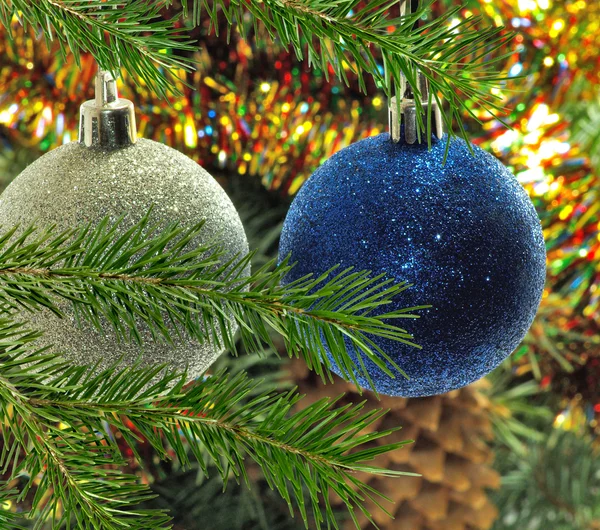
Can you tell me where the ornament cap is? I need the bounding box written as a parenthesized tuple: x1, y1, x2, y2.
(79, 70, 137, 149)
(390, 0, 444, 144)
(388, 77, 444, 145)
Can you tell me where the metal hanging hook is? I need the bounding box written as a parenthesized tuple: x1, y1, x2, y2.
(79, 68, 137, 149)
(388, 0, 444, 144)
(78, 1, 137, 149)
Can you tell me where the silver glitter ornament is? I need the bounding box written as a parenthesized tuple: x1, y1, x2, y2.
(0, 71, 249, 378)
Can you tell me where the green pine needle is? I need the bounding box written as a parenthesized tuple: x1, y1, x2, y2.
(0, 322, 173, 529)
(0, 0, 513, 142)
(0, 212, 425, 390)
(0, 321, 415, 529)
(185, 0, 513, 139)
(562, 76, 600, 174)
(0, 485, 26, 529)
(493, 429, 600, 530)
(0, 0, 195, 99)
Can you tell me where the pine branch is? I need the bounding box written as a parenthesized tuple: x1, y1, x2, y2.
(186, 0, 512, 138)
(0, 0, 512, 142)
(562, 78, 600, 173)
(492, 429, 600, 530)
(0, 322, 172, 529)
(0, 0, 195, 99)
(485, 365, 553, 456)
(0, 484, 26, 529)
(45, 370, 415, 529)
(0, 322, 414, 529)
(140, 467, 309, 530)
(0, 213, 424, 390)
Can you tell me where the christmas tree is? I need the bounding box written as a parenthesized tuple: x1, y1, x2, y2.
(0, 0, 598, 529)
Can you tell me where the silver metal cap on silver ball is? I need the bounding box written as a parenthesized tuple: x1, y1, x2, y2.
(78, 70, 137, 149)
(388, 0, 444, 144)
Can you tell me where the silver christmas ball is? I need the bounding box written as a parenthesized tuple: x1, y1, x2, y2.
(0, 138, 249, 378)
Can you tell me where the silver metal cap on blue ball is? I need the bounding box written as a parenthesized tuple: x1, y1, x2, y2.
(388, 73, 444, 145)
(389, 0, 444, 144)
(79, 70, 137, 149)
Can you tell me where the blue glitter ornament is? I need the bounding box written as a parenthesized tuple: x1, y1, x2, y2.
(279, 133, 546, 397)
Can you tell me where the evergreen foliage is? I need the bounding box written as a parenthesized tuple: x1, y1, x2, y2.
(0, 214, 420, 528)
(0, 0, 511, 141)
(0, 1, 518, 527)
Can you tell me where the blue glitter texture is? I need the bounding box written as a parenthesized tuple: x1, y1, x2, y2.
(279, 133, 546, 397)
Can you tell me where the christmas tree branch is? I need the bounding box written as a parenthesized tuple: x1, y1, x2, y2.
(562, 77, 600, 173)
(0, 484, 24, 529)
(0, 0, 512, 141)
(0, 323, 172, 529)
(485, 365, 553, 456)
(186, 0, 512, 136)
(0, 213, 425, 390)
(493, 429, 600, 530)
(488, 363, 600, 529)
(0, 0, 195, 99)
(0, 322, 414, 529)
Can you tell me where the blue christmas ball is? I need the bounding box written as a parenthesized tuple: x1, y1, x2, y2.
(279, 133, 546, 397)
